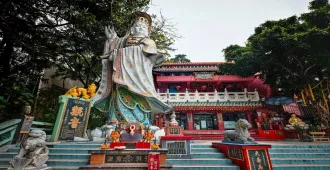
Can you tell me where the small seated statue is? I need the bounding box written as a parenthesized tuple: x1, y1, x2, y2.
(288, 114, 305, 126)
(9, 129, 50, 170)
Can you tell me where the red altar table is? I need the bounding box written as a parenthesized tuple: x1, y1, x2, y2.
(257, 130, 286, 140)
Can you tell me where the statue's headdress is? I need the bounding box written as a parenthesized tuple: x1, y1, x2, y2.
(133, 11, 152, 31)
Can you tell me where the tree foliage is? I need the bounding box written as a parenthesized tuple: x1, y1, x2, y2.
(167, 54, 191, 63)
(0, 0, 178, 122)
(219, 0, 330, 96)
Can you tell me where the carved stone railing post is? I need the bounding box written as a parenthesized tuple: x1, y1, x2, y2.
(244, 88, 248, 100)
(224, 88, 228, 100)
(254, 89, 260, 100)
(157, 90, 260, 103)
(166, 88, 169, 100)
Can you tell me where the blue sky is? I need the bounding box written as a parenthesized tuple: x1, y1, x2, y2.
(148, 0, 311, 62)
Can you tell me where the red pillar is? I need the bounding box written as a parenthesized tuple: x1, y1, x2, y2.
(217, 112, 224, 130)
(187, 112, 193, 130)
(246, 111, 252, 123)
(155, 114, 160, 127)
(246, 110, 253, 129)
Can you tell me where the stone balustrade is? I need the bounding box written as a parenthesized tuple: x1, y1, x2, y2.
(157, 88, 260, 102)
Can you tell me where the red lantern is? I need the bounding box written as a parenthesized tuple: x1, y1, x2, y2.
(175, 85, 181, 91)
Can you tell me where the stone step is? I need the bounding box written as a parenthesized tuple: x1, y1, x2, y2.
(0, 158, 89, 166)
(190, 144, 213, 148)
(0, 165, 80, 170)
(271, 158, 330, 164)
(0, 153, 90, 159)
(191, 153, 225, 158)
(172, 164, 239, 170)
(191, 148, 219, 153)
(270, 153, 330, 158)
(51, 166, 81, 170)
(272, 164, 330, 170)
(8, 148, 89, 154)
(271, 145, 330, 148)
(0, 166, 11, 170)
(167, 158, 232, 165)
(52, 143, 100, 148)
(269, 148, 330, 153)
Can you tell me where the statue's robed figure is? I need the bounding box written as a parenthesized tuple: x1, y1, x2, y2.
(92, 12, 172, 124)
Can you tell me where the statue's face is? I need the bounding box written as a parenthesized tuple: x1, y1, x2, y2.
(131, 21, 149, 37)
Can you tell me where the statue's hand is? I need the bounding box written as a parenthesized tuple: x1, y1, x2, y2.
(105, 25, 117, 41)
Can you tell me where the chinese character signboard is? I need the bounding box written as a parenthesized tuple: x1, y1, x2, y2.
(228, 148, 244, 160)
(51, 96, 92, 141)
(166, 141, 187, 155)
(247, 149, 271, 170)
(148, 152, 160, 170)
(194, 72, 214, 80)
(105, 155, 148, 163)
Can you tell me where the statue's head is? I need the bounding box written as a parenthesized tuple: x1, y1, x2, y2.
(236, 119, 252, 129)
(130, 12, 152, 37)
(291, 113, 296, 118)
(28, 129, 47, 141)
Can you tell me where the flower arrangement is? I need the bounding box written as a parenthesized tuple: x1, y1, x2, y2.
(143, 126, 154, 143)
(110, 125, 121, 143)
(151, 143, 159, 149)
(101, 143, 109, 149)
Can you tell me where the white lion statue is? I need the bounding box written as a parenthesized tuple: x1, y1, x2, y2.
(223, 119, 255, 143)
(10, 129, 49, 170)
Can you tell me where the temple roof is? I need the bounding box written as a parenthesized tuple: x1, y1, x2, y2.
(154, 66, 219, 72)
(162, 62, 225, 66)
(154, 62, 233, 73)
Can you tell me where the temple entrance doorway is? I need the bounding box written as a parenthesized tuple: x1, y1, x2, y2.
(223, 112, 247, 129)
(193, 113, 218, 130)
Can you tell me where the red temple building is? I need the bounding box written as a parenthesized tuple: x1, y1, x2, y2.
(152, 62, 286, 140)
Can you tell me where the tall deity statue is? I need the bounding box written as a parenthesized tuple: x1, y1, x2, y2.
(92, 12, 172, 125)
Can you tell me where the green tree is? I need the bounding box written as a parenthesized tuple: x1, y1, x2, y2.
(1, 0, 180, 121)
(219, 0, 330, 97)
(168, 54, 191, 63)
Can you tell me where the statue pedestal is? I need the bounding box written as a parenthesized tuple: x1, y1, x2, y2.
(81, 149, 172, 170)
(160, 126, 192, 159)
(212, 142, 273, 170)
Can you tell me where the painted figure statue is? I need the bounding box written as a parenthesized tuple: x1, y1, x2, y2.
(288, 113, 305, 126)
(92, 12, 172, 125)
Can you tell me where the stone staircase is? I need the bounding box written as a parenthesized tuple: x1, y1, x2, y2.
(269, 143, 330, 170)
(0, 143, 238, 170)
(168, 144, 239, 170)
(185, 130, 280, 141)
(0, 143, 95, 170)
(1, 142, 330, 170)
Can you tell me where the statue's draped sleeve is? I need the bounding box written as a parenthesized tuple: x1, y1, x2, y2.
(141, 38, 166, 67)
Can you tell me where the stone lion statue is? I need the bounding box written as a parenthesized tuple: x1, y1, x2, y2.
(10, 129, 49, 170)
(223, 119, 256, 143)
